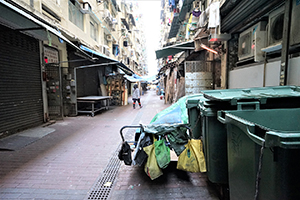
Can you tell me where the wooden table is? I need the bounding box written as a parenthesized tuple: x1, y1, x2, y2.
(77, 96, 112, 117)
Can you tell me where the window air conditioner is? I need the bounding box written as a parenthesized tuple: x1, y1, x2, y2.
(104, 10, 112, 23)
(81, 2, 91, 14)
(262, 1, 300, 51)
(111, 24, 116, 31)
(290, 0, 300, 46)
(267, 5, 285, 47)
(94, 44, 103, 52)
(106, 35, 112, 41)
(238, 21, 267, 62)
(102, 45, 110, 56)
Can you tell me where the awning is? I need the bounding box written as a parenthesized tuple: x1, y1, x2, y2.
(124, 74, 157, 83)
(124, 74, 143, 82)
(80, 45, 134, 75)
(128, 13, 136, 27)
(155, 40, 194, 59)
(0, 0, 94, 60)
(121, 18, 130, 30)
(168, 0, 195, 39)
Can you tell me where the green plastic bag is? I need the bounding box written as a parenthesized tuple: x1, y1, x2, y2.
(154, 138, 170, 169)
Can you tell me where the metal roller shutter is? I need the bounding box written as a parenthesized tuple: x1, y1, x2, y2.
(221, 0, 285, 33)
(0, 25, 43, 135)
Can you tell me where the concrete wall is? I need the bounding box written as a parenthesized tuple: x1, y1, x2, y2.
(229, 56, 300, 88)
(228, 65, 264, 88)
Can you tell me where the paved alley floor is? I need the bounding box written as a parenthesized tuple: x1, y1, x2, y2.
(0, 90, 220, 200)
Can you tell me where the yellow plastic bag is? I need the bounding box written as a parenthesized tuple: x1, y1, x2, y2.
(177, 139, 206, 173)
(143, 143, 163, 180)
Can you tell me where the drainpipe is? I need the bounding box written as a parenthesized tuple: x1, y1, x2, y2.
(263, 52, 267, 87)
(280, 0, 292, 86)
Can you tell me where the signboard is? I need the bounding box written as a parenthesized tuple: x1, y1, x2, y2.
(44, 46, 59, 64)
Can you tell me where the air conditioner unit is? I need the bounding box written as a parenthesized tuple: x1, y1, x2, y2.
(94, 44, 103, 52)
(81, 2, 91, 14)
(290, 0, 300, 46)
(267, 5, 285, 47)
(238, 21, 267, 62)
(102, 45, 110, 56)
(106, 35, 112, 41)
(111, 24, 116, 31)
(104, 10, 112, 23)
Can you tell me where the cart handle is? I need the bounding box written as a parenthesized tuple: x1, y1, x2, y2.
(120, 125, 144, 142)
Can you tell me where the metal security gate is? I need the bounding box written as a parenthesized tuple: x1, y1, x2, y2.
(0, 25, 43, 135)
(45, 63, 62, 119)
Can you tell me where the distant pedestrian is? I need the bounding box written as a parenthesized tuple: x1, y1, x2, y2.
(132, 84, 142, 109)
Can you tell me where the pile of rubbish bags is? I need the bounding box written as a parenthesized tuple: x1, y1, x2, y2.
(119, 95, 206, 180)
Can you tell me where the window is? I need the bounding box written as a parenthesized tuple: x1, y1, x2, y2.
(42, 4, 61, 21)
(90, 17, 98, 41)
(104, 33, 109, 46)
(104, 2, 109, 10)
(68, 0, 83, 30)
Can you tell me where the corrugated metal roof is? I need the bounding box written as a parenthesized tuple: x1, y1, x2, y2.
(80, 45, 134, 75)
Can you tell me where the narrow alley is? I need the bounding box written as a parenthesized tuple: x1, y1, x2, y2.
(0, 90, 219, 200)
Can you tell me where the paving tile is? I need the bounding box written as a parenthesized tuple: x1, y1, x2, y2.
(0, 91, 221, 200)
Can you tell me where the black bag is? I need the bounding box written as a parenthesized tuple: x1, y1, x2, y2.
(118, 142, 132, 165)
(134, 146, 148, 166)
(134, 134, 152, 166)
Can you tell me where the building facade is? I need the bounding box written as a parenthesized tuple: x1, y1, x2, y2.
(157, 0, 300, 104)
(0, 0, 146, 136)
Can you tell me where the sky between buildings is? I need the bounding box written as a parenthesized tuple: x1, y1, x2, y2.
(137, 0, 161, 76)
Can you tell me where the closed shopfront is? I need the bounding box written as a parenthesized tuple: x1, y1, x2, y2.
(0, 25, 43, 135)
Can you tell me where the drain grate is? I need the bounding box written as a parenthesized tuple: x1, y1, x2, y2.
(86, 99, 149, 200)
(86, 145, 122, 200)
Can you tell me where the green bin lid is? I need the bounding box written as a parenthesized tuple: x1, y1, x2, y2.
(200, 86, 300, 104)
(186, 94, 207, 108)
(220, 108, 300, 148)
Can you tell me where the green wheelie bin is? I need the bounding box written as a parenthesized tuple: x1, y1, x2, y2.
(193, 86, 300, 186)
(186, 95, 211, 139)
(218, 107, 300, 200)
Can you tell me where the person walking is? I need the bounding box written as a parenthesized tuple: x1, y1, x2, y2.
(132, 84, 142, 109)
